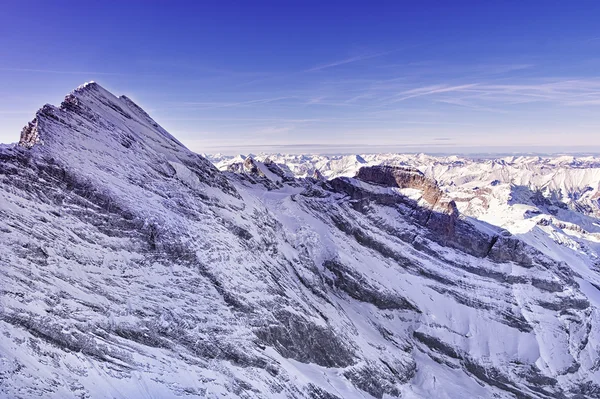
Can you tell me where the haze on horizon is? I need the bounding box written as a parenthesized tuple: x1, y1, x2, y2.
(1, 1, 599, 155)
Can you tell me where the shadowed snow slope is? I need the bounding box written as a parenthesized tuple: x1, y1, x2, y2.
(1, 83, 600, 399)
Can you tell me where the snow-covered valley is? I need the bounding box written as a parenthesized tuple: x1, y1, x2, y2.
(1, 83, 600, 399)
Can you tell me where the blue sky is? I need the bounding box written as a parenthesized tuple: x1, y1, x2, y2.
(1, 1, 600, 154)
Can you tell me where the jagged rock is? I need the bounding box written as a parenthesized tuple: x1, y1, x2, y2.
(243, 157, 265, 176)
(254, 310, 355, 368)
(312, 168, 325, 180)
(263, 157, 287, 178)
(18, 119, 40, 148)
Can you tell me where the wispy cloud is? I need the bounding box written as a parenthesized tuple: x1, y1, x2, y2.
(32, 52, 592, 150)
(170, 96, 294, 110)
(358, 78, 600, 110)
(478, 64, 534, 75)
(565, 99, 600, 106)
(0, 110, 32, 115)
(255, 126, 295, 135)
(305, 50, 395, 72)
(0, 67, 124, 76)
(464, 80, 600, 105)
(158, 117, 321, 123)
(390, 84, 480, 102)
(434, 97, 508, 113)
(135, 59, 268, 78)
(374, 62, 534, 79)
(583, 36, 600, 43)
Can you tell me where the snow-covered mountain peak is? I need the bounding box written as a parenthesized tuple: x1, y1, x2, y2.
(28, 83, 169, 149)
(73, 80, 98, 92)
(3, 84, 600, 398)
(17, 82, 239, 215)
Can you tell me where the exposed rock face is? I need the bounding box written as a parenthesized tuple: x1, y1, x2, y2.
(228, 156, 266, 177)
(356, 165, 438, 200)
(263, 157, 287, 178)
(323, 260, 420, 311)
(225, 156, 290, 190)
(254, 309, 356, 368)
(2, 82, 600, 399)
(355, 165, 458, 214)
(18, 118, 40, 148)
(312, 168, 325, 180)
(243, 157, 264, 176)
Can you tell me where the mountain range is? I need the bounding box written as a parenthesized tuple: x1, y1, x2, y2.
(1, 82, 599, 399)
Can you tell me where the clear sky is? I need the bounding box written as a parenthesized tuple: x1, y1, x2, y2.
(1, 1, 600, 154)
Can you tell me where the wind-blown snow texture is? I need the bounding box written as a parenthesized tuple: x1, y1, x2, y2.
(1, 83, 600, 399)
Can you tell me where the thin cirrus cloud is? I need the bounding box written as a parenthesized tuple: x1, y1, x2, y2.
(3, 52, 600, 152)
(232, 50, 398, 88)
(170, 97, 295, 110)
(0, 67, 125, 76)
(157, 77, 600, 129)
(304, 50, 396, 72)
(389, 84, 480, 103)
(433, 97, 508, 114)
(447, 80, 600, 106)
(360, 79, 600, 110)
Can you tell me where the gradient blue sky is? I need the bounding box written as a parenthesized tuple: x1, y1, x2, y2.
(1, 1, 600, 154)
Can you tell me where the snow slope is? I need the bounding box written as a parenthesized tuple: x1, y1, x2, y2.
(1, 83, 600, 398)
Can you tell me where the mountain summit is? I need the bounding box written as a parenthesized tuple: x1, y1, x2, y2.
(1, 83, 599, 399)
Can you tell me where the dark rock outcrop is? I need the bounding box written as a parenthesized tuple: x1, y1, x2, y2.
(356, 165, 447, 208)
